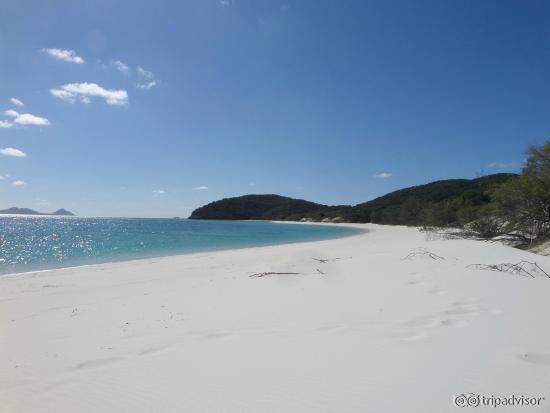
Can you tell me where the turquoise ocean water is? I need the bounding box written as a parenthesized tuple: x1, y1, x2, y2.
(0, 216, 361, 275)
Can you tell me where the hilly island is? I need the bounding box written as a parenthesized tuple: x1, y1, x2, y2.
(0, 207, 75, 216)
(190, 173, 515, 228)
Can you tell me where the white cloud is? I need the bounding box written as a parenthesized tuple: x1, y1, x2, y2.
(50, 83, 128, 106)
(374, 172, 392, 179)
(12, 180, 26, 187)
(112, 60, 130, 73)
(137, 67, 154, 78)
(42, 48, 85, 64)
(488, 162, 519, 169)
(0, 120, 12, 128)
(0, 175, 4, 180)
(152, 189, 166, 195)
(15, 113, 50, 126)
(0, 147, 27, 157)
(10, 98, 24, 107)
(137, 80, 157, 90)
(193, 186, 209, 190)
(4, 110, 50, 126)
(220, 0, 231, 6)
(136, 67, 157, 89)
(50, 89, 78, 103)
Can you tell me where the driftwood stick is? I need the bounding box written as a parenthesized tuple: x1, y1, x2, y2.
(249, 272, 302, 278)
(517, 261, 550, 279)
(312, 257, 344, 263)
(401, 248, 445, 261)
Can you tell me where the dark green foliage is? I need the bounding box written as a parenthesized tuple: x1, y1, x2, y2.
(495, 142, 550, 242)
(189, 195, 327, 220)
(468, 216, 503, 239)
(351, 173, 514, 226)
(189, 174, 515, 225)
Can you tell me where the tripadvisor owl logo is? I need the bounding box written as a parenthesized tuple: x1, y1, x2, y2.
(453, 393, 545, 408)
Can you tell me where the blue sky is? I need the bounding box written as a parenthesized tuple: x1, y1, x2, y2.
(0, 0, 548, 217)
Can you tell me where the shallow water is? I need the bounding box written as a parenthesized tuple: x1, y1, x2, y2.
(0, 216, 361, 275)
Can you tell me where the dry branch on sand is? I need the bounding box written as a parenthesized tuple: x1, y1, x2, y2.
(249, 272, 302, 278)
(249, 257, 347, 278)
(311, 257, 345, 263)
(466, 261, 550, 279)
(249, 268, 328, 277)
(401, 248, 445, 261)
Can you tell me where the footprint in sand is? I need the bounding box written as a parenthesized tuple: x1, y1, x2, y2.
(439, 318, 469, 328)
(203, 330, 232, 340)
(316, 322, 343, 333)
(398, 309, 472, 341)
(444, 301, 483, 316)
(73, 357, 121, 371)
(397, 299, 505, 343)
(518, 352, 550, 366)
(401, 318, 440, 329)
(138, 346, 169, 356)
(72, 347, 171, 373)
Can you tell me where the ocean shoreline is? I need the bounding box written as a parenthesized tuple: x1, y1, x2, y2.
(0, 219, 364, 277)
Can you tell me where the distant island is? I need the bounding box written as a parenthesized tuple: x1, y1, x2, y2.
(0, 207, 75, 216)
(189, 173, 515, 227)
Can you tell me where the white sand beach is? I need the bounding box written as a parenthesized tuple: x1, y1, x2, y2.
(1, 224, 549, 412)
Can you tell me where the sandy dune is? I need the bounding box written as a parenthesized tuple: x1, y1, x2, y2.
(1, 224, 549, 412)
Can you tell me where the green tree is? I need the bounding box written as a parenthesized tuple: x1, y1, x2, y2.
(496, 142, 550, 243)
